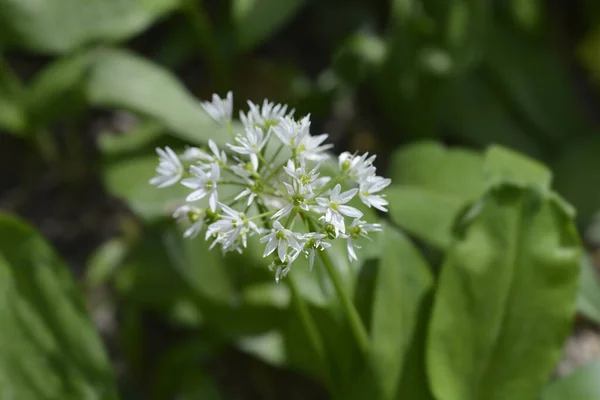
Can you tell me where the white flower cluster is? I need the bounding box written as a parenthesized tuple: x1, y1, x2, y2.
(150, 92, 390, 282)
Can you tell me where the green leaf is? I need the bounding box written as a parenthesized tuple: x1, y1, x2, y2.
(370, 224, 433, 400)
(0, 213, 117, 399)
(26, 52, 93, 127)
(232, 0, 305, 52)
(0, 58, 27, 135)
(541, 361, 600, 400)
(0, 0, 179, 54)
(427, 184, 582, 400)
(483, 145, 552, 189)
(387, 140, 485, 199)
(577, 256, 600, 324)
(386, 141, 485, 248)
(85, 48, 231, 146)
(85, 238, 128, 289)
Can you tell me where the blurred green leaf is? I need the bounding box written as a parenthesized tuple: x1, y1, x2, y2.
(439, 75, 542, 157)
(152, 339, 222, 400)
(97, 120, 165, 156)
(553, 135, 600, 224)
(370, 224, 433, 400)
(102, 152, 190, 221)
(333, 33, 387, 85)
(26, 52, 93, 127)
(0, 58, 27, 135)
(85, 238, 128, 289)
(427, 184, 581, 400)
(232, 0, 305, 52)
(579, 26, 600, 85)
(0, 0, 179, 54)
(386, 141, 485, 248)
(483, 145, 552, 188)
(387, 140, 485, 198)
(0, 213, 117, 399)
(541, 361, 600, 400)
(85, 48, 230, 146)
(484, 27, 589, 144)
(577, 256, 600, 324)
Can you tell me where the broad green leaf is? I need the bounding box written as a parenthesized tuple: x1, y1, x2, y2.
(0, 0, 179, 54)
(386, 141, 485, 249)
(552, 135, 600, 224)
(577, 256, 600, 324)
(541, 361, 600, 400)
(370, 224, 433, 400)
(85, 48, 231, 146)
(232, 0, 305, 52)
(0, 213, 117, 399)
(428, 184, 582, 400)
(387, 140, 485, 198)
(102, 152, 190, 221)
(483, 145, 552, 188)
(387, 186, 467, 249)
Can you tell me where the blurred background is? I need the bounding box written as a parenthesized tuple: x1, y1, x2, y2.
(2, 0, 600, 398)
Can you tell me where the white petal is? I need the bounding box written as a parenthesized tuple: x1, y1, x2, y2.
(186, 188, 207, 202)
(277, 239, 287, 262)
(338, 205, 363, 218)
(339, 188, 359, 204)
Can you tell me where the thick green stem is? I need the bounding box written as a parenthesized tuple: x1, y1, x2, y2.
(319, 245, 370, 356)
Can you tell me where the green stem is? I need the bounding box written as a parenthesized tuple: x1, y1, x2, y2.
(287, 275, 332, 386)
(319, 249, 370, 356)
(180, 0, 228, 90)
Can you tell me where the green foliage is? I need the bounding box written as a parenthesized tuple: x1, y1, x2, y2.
(0, 0, 179, 53)
(0, 214, 117, 399)
(233, 0, 305, 52)
(0, 0, 596, 398)
(428, 184, 581, 400)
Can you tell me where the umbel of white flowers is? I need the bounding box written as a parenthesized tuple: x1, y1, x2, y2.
(150, 92, 390, 282)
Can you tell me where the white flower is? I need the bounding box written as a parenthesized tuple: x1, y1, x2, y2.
(206, 204, 257, 250)
(260, 221, 303, 261)
(271, 181, 314, 220)
(339, 152, 376, 182)
(302, 233, 331, 271)
(180, 140, 227, 166)
(359, 176, 391, 211)
(283, 159, 320, 190)
(315, 184, 363, 234)
(297, 133, 333, 161)
(182, 163, 221, 211)
(273, 115, 310, 149)
(227, 126, 269, 171)
(344, 219, 382, 262)
(173, 205, 204, 238)
(201, 91, 233, 124)
(149, 147, 183, 188)
(241, 99, 294, 129)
